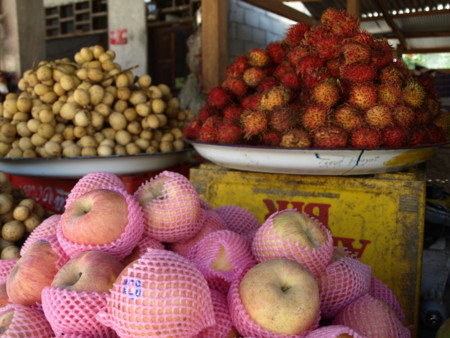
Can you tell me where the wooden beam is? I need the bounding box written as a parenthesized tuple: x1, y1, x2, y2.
(241, 0, 318, 26)
(346, 0, 360, 17)
(373, 0, 408, 50)
(201, 0, 228, 91)
(361, 8, 450, 21)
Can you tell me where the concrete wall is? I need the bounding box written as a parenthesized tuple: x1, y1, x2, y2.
(228, 0, 294, 62)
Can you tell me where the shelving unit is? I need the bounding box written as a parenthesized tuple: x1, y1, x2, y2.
(45, 0, 107, 39)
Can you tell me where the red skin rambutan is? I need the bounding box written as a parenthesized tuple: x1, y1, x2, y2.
(243, 67, 266, 88)
(381, 125, 407, 147)
(267, 41, 286, 65)
(350, 126, 382, 148)
(301, 104, 328, 131)
(378, 65, 404, 86)
(183, 119, 202, 140)
(371, 39, 393, 69)
(198, 104, 218, 123)
(296, 54, 325, 77)
(348, 83, 377, 110)
(222, 76, 248, 97)
(269, 105, 297, 132)
(340, 42, 371, 65)
(288, 47, 310, 67)
(403, 80, 426, 108)
(393, 105, 415, 129)
(241, 93, 261, 110)
(326, 58, 341, 78)
(199, 116, 222, 143)
(224, 55, 249, 78)
(217, 118, 243, 144)
(425, 97, 441, 117)
(274, 63, 294, 80)
(285, 22, 310, 47)
(321, 8, 359, 37)
(417, 72, 439, 100)
(248, 48, 271, 68)
(432, 112, 449, 135)
(340, 64, 376, 83)
(302, 67, 332, 89)
(377, 83, 403, 107)
(240, 110, 268, 139)
(257, 76, 279, 93)
(415, 108, 433, 125)
(312, 125, 348, 149)
(426, 124, 447, 144)
(280, 128, 311, 148)
(206, 86, 232, 109)
(351, 30, 376, 48)
(261, 130, 282, 146)
(223, 104, 244, 121)
(311, 80, 340, 108)
(333, 104, 364, 132)
(364, 104, 394, 129)
(259, 86, 291, 111)
(279, 71, 301, 89)
(408, 127, 428, 146)
(313, 33, 343, 59)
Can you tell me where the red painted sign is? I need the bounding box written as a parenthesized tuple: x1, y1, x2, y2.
(109, 28, 128, 45)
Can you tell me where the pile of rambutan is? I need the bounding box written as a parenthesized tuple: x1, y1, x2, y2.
(184, 7, 449, 149)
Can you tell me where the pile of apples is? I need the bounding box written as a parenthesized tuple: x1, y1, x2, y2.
(0, 170, 411, 337)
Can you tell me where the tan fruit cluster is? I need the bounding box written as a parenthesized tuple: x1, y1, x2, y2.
(0, 45, 194, 158)
(0, 172, 46, 259)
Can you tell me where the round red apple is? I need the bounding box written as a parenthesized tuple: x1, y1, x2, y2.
(0, 304, 53, 336)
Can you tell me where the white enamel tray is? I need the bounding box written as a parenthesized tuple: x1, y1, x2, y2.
(0, 149, 192, 178)
(190, 142, 444, 176)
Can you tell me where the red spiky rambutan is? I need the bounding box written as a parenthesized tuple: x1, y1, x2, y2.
(224, 55, 249, 78)
(206, 86, 232, 109)
(364, 104, 394, 129)
(408, 127, 427, 146)
(425, 97, 441, 117)
(333, 104, 364, 132)
(223, 104, 244, 121)
(350, 126, 382, 148)
(285, 22, 310, 47)
(288, 47, 310, 67)
(415, 108, 433, 125)
(259, 86, 291, 111)
(371, 39, 393, 69)
(351, 30, 376, 48)
(198, 104, 218, 122)
(381, 125, 407, 147)
(312, 125, 348, 148)
(269, 105, 297, 132)
(302, 67, 332, 89)
(379, 65, 404, 86)
(240, 110, 268, 139)
(261, 130, 282, 146)
(243, 67, 266, 88)
(340, 64, 376, 83)
(304, 25, 328, 48)
(199, 116, 221, 143)
(296, 54, 325, 77)
(217, 118, 242, 144)
(279, 71, 301, 89)
(432, 112, 450, 135)
(241, 93, 261, 110)
(257, 76, 279, 93)
(222, 76, 248, 97)
(403, 80, 426, 108)
(314, 33, 344, 59)
(321, 8, 359, 37)
(348, 83, 377, 110)
(417, 72, 439, 100)
(301, 104, 328, 131)
(393, 105, 415, 128)
(311, 80, 340, 108)
(340, 42, 371, 65)
(248, 48, 271, 68)
(267, 41, 286, 65)
(426, 124, 447, 144)
(183, 119, 202, 140)
(280, 128, 311, 148)
(274, 63, 294, 79)
(377, 83, 403, 107)
(326, 58, 341, 78)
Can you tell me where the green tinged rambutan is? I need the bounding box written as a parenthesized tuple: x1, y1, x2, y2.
(243, 67, 266, 88)
(312, 125, 348, 148)
(403, 80, 426, 108)
(259, 86, 291, 111)
(240, 110, 268, 139)
(379, 65, 404, 86)
(311, 80, 340, 108)
(333, 104, 364, 132)
(393, 105, 415, 128)
(377, 83, 402, 107)
(364, 104, 394, 129)
(340, 42, 371, 65)
(248, 48, 271, 68)
(301, 104, 328, 131)
(280, 128, 311, 148)
(348, 83, 377, 110)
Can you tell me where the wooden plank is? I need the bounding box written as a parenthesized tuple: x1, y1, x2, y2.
(201, 0, 228, 91)
(346, 0, 360, 16)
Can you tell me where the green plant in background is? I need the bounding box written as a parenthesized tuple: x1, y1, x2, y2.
(402, 53, 450, 70)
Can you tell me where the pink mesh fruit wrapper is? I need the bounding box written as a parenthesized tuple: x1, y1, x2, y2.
(20, 214, 61, 256)
(97, 249, 215, 337)
(196, 288, 236, 338)
(170, 209, 228, 258)
(252, 209, 334, 278)
(0, 303, 54, 337)
(215, 204, 261, 241)
(227, 266, 320, 338)
(41, 286, 117, 337)
(305, 324, 365, 337)
(200, 197, 214, 210)
(187, 229, 256, 293)
(333, 294, 411, 337)
(370, 275, 406, 323)
(121, 233, 165, 266)
(57, 187, 144, 261)
(134, 171, 202, 242)
(65, 171, 126, 209)
(318, 256, 372, 319)
(0, 258, 18, 283)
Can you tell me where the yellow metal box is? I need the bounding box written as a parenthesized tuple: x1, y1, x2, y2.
(190, 163, 426, 333)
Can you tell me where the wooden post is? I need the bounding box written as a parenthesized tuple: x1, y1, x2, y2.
(346, 0, 360, 17)
(201, 0, 228, 92)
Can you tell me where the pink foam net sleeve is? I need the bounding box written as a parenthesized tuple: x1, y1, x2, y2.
(20, 214, 61, 256)
(0, 303, 54, 337)
(215, 204, 261, 241)
(369, 275, 406, 323)
(0, 258, 18, 283)
(97, 249, 215, 337)
(57, 187, 144, 261)
(305, 324, 365, 338)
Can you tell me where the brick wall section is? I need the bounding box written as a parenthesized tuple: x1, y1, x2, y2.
(228, 0, 294, 63)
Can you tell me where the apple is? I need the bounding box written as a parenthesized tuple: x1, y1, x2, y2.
(369, 275, 406, 323)
(134, 171, 202, 242)
(333, 294, 411, 337)
(305, 324, 364, 338)
(20, 214, 61, 256)
(97, 249, 215, 337)
(0, 304, 53, 336)
(0, 307, 13, 333)
(215, 204, 261, 241)
(229, 257, 320, 336)
(252, 209, 333, 277)
(51, 250, 124, 293)
(0, 283, 8, 307)
(6, 240, 59, 306)
(60, 188, 129, 246)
